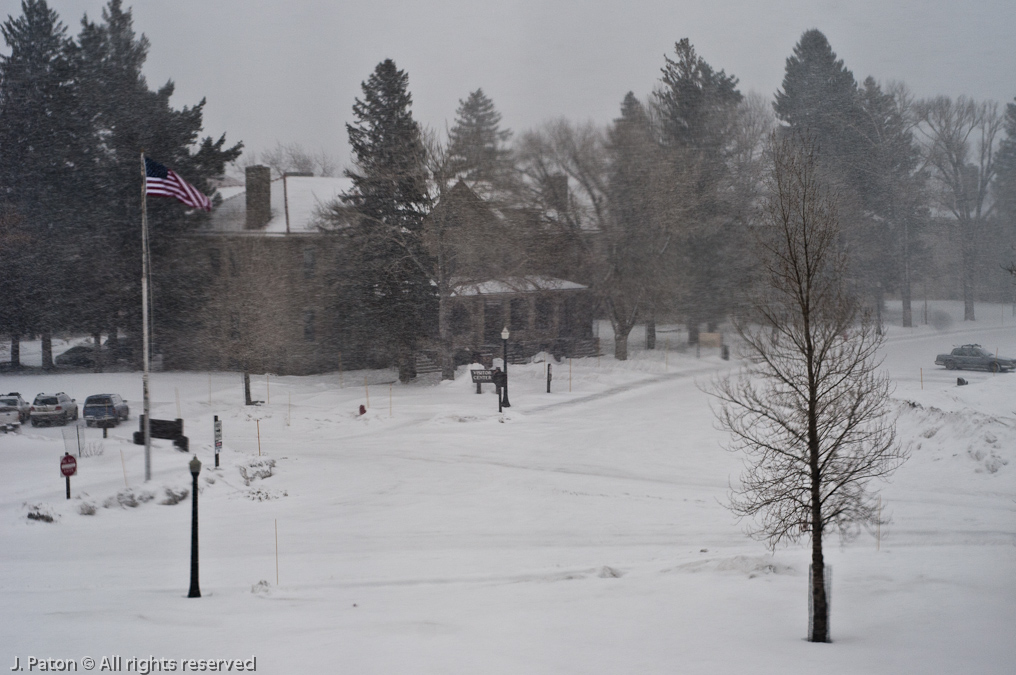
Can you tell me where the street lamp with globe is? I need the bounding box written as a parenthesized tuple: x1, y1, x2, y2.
(188, 455, 201, 598)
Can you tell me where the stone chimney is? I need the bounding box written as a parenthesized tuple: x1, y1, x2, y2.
(245, 165, 271, 229)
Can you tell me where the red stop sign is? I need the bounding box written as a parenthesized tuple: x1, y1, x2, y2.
(60, 454, 77, 477)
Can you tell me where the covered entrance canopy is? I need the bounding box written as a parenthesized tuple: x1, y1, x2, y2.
(448, 275, 598, 363)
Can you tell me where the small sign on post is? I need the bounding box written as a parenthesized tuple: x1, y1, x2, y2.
(470, 368, 495, 394)
(213, 416, 222, 468)
(60, 452, 77, 499)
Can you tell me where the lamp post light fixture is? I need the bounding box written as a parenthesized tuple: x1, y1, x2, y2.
(188, 455, 202, 598)
(501, 326, 511, 408)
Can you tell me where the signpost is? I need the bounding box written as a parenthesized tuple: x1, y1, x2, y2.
(213, 416, 222, 468)
(470, 368, 495, 394)
(60, 453, 77, 499)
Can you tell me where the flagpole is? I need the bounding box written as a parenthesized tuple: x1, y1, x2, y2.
(140, 151, 152, 482)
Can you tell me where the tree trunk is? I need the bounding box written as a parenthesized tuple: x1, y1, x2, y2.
(243, 371, 253, 405)
(438, 293, 455, 381)
(901, 225, 912, 328)
(809, 555, 830, 643)
(645, 318, 656, 350)
(687, 321, 700, 346)
(810, 528, 829, 642)
(875, 285, 884, 335)
(614, 331, 630, 361)
(962, 239, 976, 321)
(809, 402, 829, 642)
(41, 331, 54, 370)
(9, 335, 20, 369)
(93, 332, 104, 372)
(397, 351, 416, 383)
(901, 273, 912, 328)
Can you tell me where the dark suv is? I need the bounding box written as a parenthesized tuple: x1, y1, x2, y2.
(83, 394, 130, 427)
(30, 392, 78, 426)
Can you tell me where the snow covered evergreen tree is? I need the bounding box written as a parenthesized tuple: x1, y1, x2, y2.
(446, 88, 514, 193)
(653, 39, 743, 344)
(77, 0, 240, 365)
(0, 0, 92, 368)
(340, 59, 435, 382)
(774, 29, 863, 175)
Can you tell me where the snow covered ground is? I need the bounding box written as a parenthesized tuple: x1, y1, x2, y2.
(1, 301, 1014, 674)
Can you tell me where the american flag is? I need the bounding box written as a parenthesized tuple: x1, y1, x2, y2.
(144, 157, 211, 212)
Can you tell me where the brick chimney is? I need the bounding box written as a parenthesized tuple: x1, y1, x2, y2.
(245, 165, 271, 229)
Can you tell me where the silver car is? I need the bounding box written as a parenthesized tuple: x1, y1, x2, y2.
(30, 392, 79, 426)
(0, 393, 30, 423)
(0, 400, 20, 431)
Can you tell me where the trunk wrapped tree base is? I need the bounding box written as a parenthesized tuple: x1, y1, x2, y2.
(808, 564, 831, 643)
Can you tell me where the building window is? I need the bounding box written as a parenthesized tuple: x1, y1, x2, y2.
(535, 297, 553, 330)
(303, 309, 316, 342)
(483, 302, 503, 343)
(510, 298, 527, 331)
(303, 246, 316, 279)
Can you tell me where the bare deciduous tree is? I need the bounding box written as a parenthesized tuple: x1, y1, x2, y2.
(709, 134, 905, 643)
(421, 128, 516, 379)
(513, 119, 607, 282)
(234, 141, 337, 179)
(916, 96, 1002, 321)
(203, 237, 292, 404)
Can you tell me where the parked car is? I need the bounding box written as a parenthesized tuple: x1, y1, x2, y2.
(30, 392, 78, 426)
(103, 337, 134, 361)
(55, 345, 98, 367)
(82, 394, 129, 427)
(934, 344, 1015, 373)
(0, 399, 21, 431)
(0, 392, 30, 422)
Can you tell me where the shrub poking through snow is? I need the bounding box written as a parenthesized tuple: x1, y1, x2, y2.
(246, 487, 287, 501)
(78, 502, 97, 516)
(239, 458, 276, 485)
(80, 441, 104, 457)
(25, 503, 56, 523)
(104, 488, 155, 509)
(161, 487, 189, 505)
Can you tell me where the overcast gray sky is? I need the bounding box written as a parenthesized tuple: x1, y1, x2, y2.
(4, 0, 1015, 170)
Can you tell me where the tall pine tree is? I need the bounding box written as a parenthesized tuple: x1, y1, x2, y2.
(996, 98, 1016, 277)
(603, 92, 679, 359)
(341, 59, 435, 382)
(0, 0, 92, 367)
(446, 88, 514, 193)
(774, 29, 863, 175)
(775, 30, 903, 323)
(854, 78, 927, 327)
(75, 0, 241, 363)
(0, 0, 240, 366)
(653, 39, 743, 343)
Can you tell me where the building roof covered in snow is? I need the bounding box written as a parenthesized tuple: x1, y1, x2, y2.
(203, 170, 351, 235)
(451, 276, 587, 297)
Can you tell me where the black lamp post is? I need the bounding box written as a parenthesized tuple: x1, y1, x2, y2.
(188, 455, 201, 598)
(501, 327, 511, 408)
